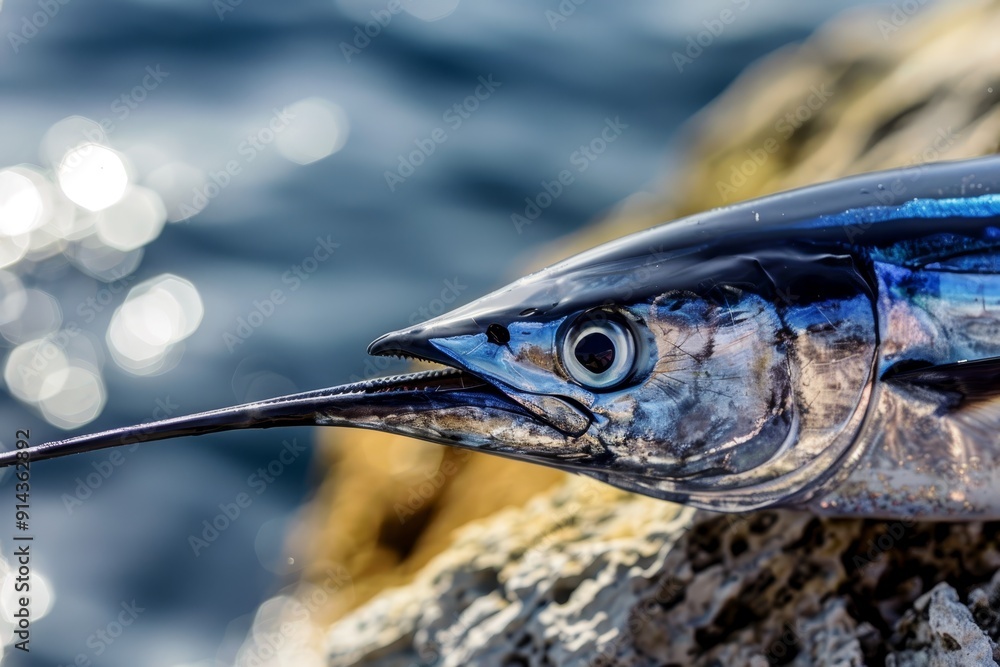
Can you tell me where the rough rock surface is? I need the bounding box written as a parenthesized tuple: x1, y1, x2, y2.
(888, 582, 999, 666)
(315, 479, 1000, 666)
(240, 1, 1000, 665)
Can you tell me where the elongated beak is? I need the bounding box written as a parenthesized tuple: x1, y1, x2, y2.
(0, 366, 592, 471)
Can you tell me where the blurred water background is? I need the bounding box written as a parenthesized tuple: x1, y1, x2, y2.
(0, 1, 873, 665)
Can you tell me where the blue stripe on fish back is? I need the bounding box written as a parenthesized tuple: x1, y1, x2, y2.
(806, 192, 1000, 229)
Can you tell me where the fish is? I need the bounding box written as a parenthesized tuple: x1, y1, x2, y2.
(5, 155, 1000, 520)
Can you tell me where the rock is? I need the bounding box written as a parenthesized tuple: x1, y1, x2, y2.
(318, 488, 1000, 666)
(888, 583, 997, 667)
(322, 479, 682, 666)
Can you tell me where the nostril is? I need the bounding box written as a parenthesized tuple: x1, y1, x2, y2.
(486, 323, 510, 345)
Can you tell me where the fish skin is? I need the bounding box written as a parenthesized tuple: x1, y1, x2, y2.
(7, 156, 1000, 520)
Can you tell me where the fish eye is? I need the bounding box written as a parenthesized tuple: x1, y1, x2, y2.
(560, 313, 637, 390)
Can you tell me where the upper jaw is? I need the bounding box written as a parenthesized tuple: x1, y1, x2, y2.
(367, 326, 594, 437)
(368, 326, 460, 368)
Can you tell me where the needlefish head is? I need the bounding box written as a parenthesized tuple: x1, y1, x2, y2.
(367, 281, 796, 483)
(361, 231, 878, 511)
(3, 205, 878, 512)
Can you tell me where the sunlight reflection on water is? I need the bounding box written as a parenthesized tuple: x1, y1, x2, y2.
(0, 100, 347, 431)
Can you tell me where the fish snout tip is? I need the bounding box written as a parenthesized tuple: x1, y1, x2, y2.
(367, 327, 427, 357)
(367, 327, 460, 368)
(366, 331, 396, 356)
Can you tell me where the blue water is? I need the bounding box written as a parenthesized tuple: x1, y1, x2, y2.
(0, 1, 870, 664)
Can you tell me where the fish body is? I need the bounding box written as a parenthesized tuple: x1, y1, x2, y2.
(7, 156, 1000, 520)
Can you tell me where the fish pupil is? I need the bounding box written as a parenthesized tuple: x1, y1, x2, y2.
(575, 332, 615, 373)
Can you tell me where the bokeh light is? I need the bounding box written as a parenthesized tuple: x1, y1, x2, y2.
(3, 328, 106, 428)
(41, 115, 107, 167)
(107, 274, 204, 375)
(56, 143, 129, 212)
(0, 272, 27, 329)
(4, 337, 69, 404)
(399, 0, 461, 21)
(25, 226, 65, 262)
(255, 517, 305, 575)
(0, 234, 29, 269)
(0, 116, 161, 429)
(0, 288, 61, 345)
(238, 592, 323, 667)
(66, 232, 144, 281)
(0, 167, 50, 237)
(276, 98, 349, 165)
(40, 193, 84, 242)
(95, 185, 168, 252)
(38, 365, 106, 428)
